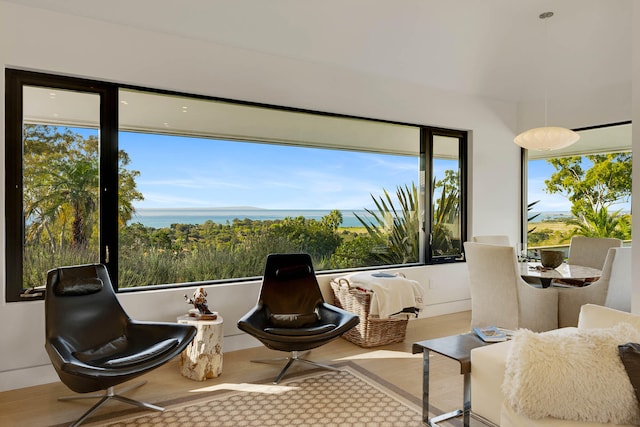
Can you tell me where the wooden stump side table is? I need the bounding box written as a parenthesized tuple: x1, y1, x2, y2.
(177, 315, 224, 381)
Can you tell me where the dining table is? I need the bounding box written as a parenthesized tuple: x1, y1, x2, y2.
(518, 261, 602, 288)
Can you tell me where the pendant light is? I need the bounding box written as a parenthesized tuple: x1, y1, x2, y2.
(514, 12, 580, 151)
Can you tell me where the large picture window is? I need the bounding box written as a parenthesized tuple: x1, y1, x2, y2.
(5, 69, 468, 301)
(524, 122, 632, 255)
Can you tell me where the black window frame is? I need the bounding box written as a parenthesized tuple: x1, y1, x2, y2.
(5, 68, 468, 302)
(423, 127, 468, 264)
(5, 69, 119, 302)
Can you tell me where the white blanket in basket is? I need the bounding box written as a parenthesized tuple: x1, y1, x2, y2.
(339, 272, 425, 319)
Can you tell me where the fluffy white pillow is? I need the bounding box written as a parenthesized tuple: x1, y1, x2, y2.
(502, 323, 640, 425)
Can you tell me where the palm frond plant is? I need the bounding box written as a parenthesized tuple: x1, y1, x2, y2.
(431, 176, 460, 256)
(354, 183, 419, 264)
(568, 206, 630, 239)
(527, 200, 540, 234)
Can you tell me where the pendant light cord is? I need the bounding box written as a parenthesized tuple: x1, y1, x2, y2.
(513, 11, 580, 150)
(540, 11, 553, 127)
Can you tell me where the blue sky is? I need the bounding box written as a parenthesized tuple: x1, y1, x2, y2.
(120, 131, 586, 214)
(78, 128, 630, 213)
(120, 132, 420, 210)
(528, 159, 631, 213)
(527, 159, 573, 212)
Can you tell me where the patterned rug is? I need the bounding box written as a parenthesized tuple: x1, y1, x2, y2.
(83, 362, 424, 426)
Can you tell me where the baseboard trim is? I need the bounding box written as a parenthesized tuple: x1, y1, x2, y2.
(0, 363, 58, 392)
(419, 299, 472, 318)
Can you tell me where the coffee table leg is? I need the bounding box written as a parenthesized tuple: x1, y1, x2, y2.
(422, 350, 468, 427)
(422, 350, 430, 424)
(463, 372, 470, 427)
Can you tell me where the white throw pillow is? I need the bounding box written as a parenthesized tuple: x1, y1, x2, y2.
(502, 323, 640, 425)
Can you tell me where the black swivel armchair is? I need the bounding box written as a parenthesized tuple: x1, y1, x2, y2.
(237, 253, 359, 383)
(44, 263, 197, 427)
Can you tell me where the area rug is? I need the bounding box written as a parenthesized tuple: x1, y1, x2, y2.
(81, 362, 425, 426)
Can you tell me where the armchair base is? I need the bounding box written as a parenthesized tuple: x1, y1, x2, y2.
(253, 350, 340, 383)
(59, 381, 163, 427)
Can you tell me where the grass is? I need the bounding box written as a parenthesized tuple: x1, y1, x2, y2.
(527, 219, 578, 248)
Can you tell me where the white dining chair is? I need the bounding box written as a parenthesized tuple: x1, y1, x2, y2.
(472, 235, 510, 246)
(464, 242, 558, 332)
(566, 235, 622, 269)
(557, 246, 631, 327)
(553, 235, 623, 288)
(604, 247, 632, 312)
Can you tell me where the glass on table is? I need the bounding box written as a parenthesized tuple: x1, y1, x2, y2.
(517, 243, 528, 262)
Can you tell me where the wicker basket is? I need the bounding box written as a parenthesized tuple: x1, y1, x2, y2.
(330, 278, 409, 348)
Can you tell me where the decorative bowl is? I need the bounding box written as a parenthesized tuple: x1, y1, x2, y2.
(540, 249, 564, 269)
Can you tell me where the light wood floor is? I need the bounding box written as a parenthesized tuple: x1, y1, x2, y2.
(0, 310, 473, 427)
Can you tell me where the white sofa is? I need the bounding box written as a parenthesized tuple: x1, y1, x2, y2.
(470, 304, 640, 426)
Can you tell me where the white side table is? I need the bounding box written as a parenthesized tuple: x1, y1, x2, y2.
(177, 315, 224, 381)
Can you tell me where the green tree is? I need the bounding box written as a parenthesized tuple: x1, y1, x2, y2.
(329, 234, 381, 268)
(545, 153, 632, 239)
(24, 125, 98, 250)
(269, 215, 342, 259)
(118, 150, 143, 226)
(321, 209, 343, 231)
(24, 124, 143, 251)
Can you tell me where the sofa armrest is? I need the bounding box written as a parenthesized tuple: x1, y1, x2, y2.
(578, 304, 640, 330)
(470, 340, 512, 425)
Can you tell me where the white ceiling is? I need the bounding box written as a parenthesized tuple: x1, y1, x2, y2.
(23, 86, 423, 156)
(4, 0, 633, 103)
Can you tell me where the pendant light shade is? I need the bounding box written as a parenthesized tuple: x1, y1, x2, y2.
(514, 12, 580, 151)
(514, 126, 580, 151)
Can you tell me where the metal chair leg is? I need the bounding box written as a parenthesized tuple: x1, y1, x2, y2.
(273, 357, 297, 384)
(58, 381, 164, 427)
(252, 350, 339, 384)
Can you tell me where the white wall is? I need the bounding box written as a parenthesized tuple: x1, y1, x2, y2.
(0, 1, 633, 391)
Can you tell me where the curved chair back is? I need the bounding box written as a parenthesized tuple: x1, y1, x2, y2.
(472, 235, 510, 246)
(557, 248, 613, 327)
(557, 246, 631, 327)
(465, 242, 558, 332)
(567, 236, 622, 270)
(45, 264, 129, 356)
(604, 247, 632, 312)
(259, 253, 324, 316)
(464, 242, 520, 329)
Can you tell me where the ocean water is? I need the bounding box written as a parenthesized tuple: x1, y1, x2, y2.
(129, 208, 377, 229)
(528, 211, 574, 223)
(129, 208, 577, 229)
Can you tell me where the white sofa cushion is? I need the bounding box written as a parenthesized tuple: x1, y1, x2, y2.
(470, 328, 578, 425)
(502, 323, 640, 425)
